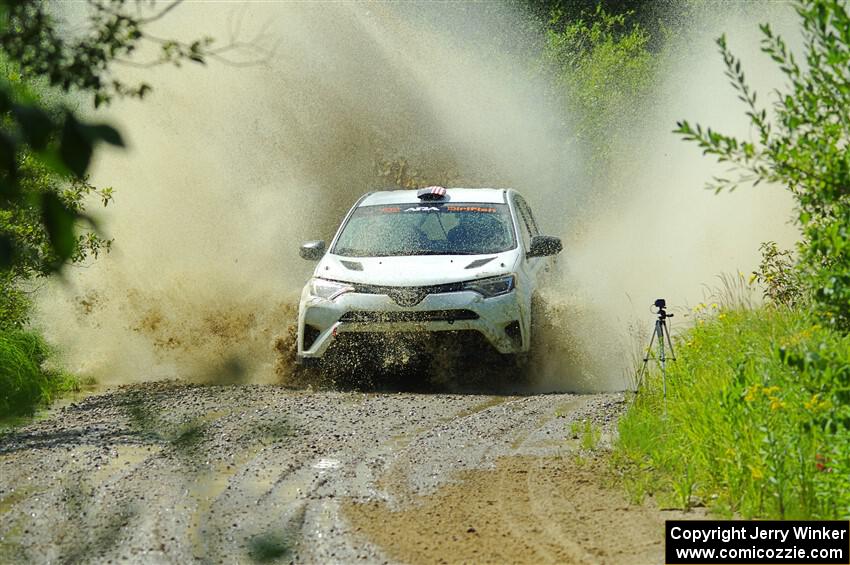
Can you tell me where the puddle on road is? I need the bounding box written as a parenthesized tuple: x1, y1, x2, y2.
(0, 380, 105, 432)
(89, 445, 161, 486)
(188, 469, 233, 560)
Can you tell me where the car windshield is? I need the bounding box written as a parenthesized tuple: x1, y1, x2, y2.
(333, 202, 516, 257)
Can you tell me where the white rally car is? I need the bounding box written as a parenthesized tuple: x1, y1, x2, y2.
(296, 187, 562, 366)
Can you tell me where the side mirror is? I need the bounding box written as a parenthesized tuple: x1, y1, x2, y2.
(300, 240, 326, 261)
(527, 235, 562, 258)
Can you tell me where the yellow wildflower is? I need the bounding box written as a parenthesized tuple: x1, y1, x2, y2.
(804, 394, 819, 411)
(805, 394, 832, 412)
(770, 397, 785, 411)
(750, 465, 764, 480)
(744, 385, 760, 402)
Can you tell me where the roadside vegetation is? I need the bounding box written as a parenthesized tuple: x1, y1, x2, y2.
(617, 303, 850, 518)
(616, 0, 850, 519)
(0, 328, 77, 417)
(0, 53, 117, 418)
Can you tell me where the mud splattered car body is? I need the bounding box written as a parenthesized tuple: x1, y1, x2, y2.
(296, 187, 562, 366)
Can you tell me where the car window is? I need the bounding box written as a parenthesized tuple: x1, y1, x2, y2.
(333, 203, 516, 257)
(514, 195, 539, 251)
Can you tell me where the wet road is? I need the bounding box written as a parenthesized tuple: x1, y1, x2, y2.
(0, 383, 625, 563)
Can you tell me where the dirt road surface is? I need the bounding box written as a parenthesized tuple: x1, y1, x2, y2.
(0, 383, 689, 564)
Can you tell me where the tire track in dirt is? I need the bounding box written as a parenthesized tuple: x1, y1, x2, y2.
(344, 393, 706, 565)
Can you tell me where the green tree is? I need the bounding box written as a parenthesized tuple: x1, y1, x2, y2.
(543, 6, 659, 193)
(528, 0, 691, 52)
(676, 0, 850, 330)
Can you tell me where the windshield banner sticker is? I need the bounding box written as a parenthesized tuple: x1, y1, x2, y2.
(373, 204, 498, 214)
(446, 205, 497, 213)
(404, 206, 441, 212)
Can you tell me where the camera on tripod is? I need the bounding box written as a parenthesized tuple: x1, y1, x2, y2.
(652, 298, 673, 320)
(637, 297, 677, 401)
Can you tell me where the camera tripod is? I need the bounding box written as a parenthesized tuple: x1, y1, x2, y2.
(636, 299, 676, 401)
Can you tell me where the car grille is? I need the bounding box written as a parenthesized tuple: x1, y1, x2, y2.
(350, 281, 467, 307)
(351, 282, 466, 294)
(339, 310, 479, 323)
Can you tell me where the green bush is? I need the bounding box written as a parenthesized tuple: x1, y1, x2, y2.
(0, 329, 76, 418)
(615, 306, 850, 518)
(752, 241, 805, 309)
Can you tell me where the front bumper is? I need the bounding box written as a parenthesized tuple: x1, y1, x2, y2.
(296, 289, 525, 362)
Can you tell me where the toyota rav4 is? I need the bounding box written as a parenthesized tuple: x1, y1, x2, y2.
(296, 187, 562, 367)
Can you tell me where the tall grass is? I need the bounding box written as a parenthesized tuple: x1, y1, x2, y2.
(614, 306, 850, 519)
(0, 329, 77, 418)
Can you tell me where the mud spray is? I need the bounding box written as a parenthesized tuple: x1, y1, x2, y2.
(34, 3, 799, 392)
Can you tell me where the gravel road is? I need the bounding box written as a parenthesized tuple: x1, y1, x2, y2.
(0, 383, 634, 564)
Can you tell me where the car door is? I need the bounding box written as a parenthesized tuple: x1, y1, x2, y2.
(514, 195, 550, 284)
(511, 194, 549, 350)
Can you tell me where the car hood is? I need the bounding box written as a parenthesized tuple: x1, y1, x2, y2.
(313, 252, 519, 287)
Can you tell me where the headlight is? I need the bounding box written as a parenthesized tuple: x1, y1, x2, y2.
(309, 278, 354, 300)
(462, 274, 515, 297)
